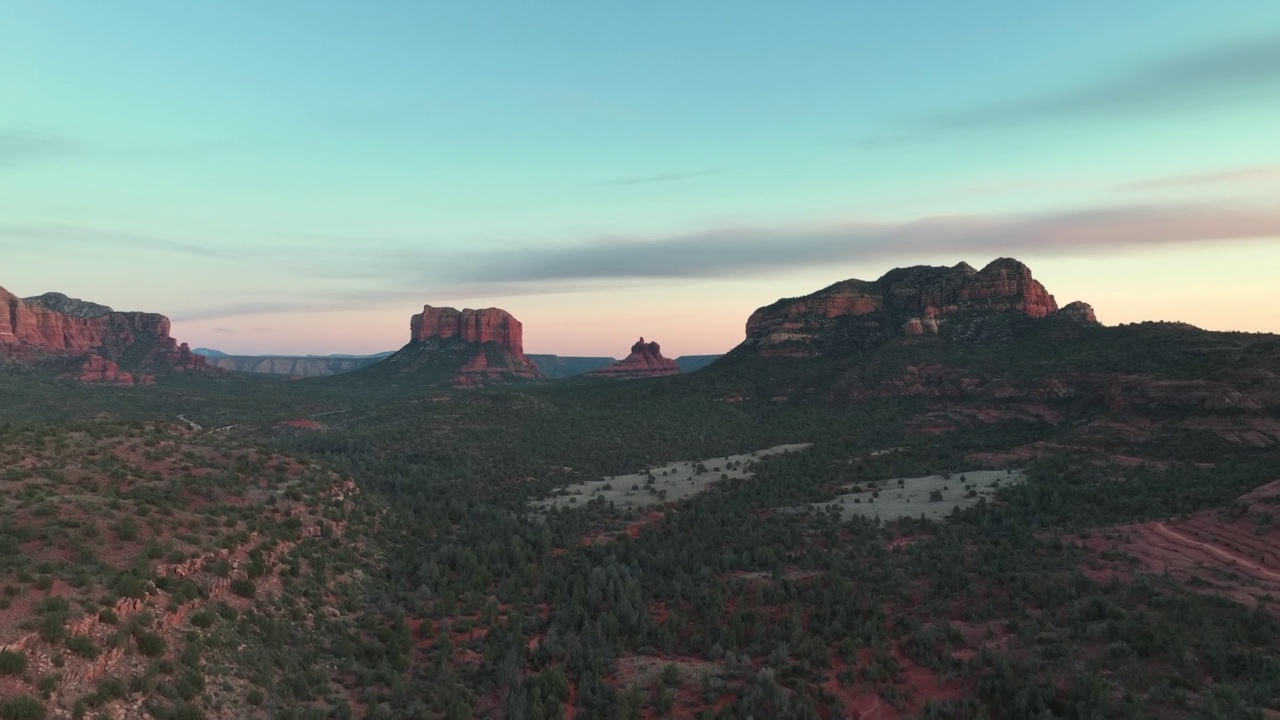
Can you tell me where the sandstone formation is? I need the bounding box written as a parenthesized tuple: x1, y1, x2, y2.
(587, 338, 682, 379)
(412, 305, 526, 355)
(1, 284, 210, 381)
(72, 354, 154, 385)
(1056, 301, 1099, 324)
(740, 258, 1094, 357)
(369, 304, 541, 385)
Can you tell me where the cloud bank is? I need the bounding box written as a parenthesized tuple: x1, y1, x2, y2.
(451, 203, 1280, 284)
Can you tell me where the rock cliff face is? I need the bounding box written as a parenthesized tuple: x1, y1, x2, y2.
(587, 338, 682, 379)
(1, 284, 209, 382)
(412, 306, 526, 356)
(740, 258, 1093, 357)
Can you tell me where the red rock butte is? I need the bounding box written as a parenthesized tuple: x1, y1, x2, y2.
(588, 337, 682, 378)
(0, 285, 209, 384)
(406, 304, 541, 384)
(411, 305, 526, 356)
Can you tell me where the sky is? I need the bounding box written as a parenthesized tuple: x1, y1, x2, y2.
(3, 1, 1280, 357)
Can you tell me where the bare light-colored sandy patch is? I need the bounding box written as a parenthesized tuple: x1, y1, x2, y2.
(533, 443, 811, 512)
(800, 469, 1024, 521)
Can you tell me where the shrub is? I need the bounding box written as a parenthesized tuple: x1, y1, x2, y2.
(114, 519, 139, 542)
(0, 650, 27, 675)
(37, 597, 69, 614)
(38, 613, 67, 643)
(65, 635, 99, 659)
(230, 579, 256, 599)
(135, 631, 167, 658)
(0, 695, 45, 720)
(189, 610, 216, 629)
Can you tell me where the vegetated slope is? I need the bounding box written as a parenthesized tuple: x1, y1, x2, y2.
(0, 420, 371, 719)
(2, 257, 1279, 718)
(717, 258, 1280, 460)
(1075, 478, 1280, 613)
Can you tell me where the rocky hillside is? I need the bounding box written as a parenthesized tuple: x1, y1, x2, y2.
(22, 292, 115, 318)
(739, 258, 1088, 357)
(587, 338, 682, 379)
(1, 285, 210, 384)
(718, 259, 1280, 456)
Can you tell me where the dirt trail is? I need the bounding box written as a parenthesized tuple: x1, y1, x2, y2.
(1153, 522, 1280, 582)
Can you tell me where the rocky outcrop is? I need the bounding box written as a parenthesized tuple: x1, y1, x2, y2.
(740, 258, 1083, 357)
(587, 338, 682, 379)
(68, 354, 154, 386)
(0, 284, 210, 378)
(1056, 301, 1099, 324)
(453, 349, 541, 384)
(412, 306, 526, 356)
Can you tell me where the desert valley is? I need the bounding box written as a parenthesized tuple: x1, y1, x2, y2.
(1, 258, 1278, 719)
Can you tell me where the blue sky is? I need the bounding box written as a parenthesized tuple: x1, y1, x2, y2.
(4, 2, 1279, 355)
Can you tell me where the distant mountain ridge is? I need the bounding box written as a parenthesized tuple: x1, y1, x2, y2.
(198, 353, 393, 378)
(528, 355, 616, 378)
(675, 355, 721, 373)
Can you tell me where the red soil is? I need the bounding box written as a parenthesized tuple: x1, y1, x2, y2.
(280, 419, 325, 430)
(1074, 482, 1280, 614)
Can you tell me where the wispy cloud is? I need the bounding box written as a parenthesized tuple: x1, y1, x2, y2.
(600, 168, 727, 186)
(0, 223, 224, 258)
(895, 33, 1280, 137)
(450, 203, 1280, 283)
(169, 279, 636, 323)
(1121, 164, 1280, 191)
(0, 130, 80, 167)
(166, 200, 1280, 322)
